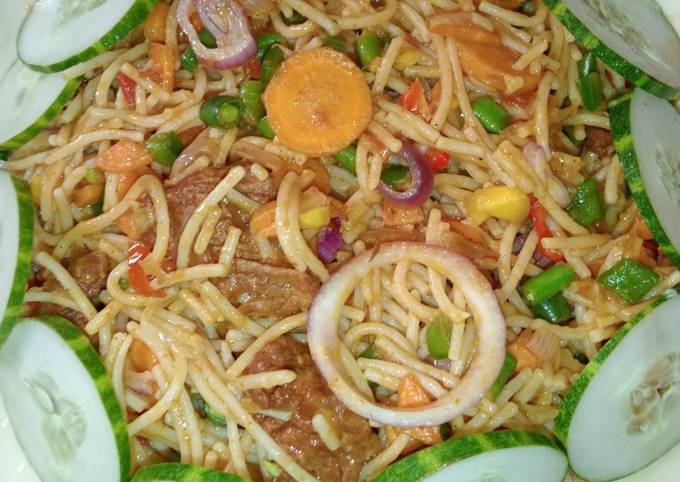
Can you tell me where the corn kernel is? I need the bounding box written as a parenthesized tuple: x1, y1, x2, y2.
(464, 186, 529, 225)
(395, 48, 420, 70)
(299, 205, 331, 229)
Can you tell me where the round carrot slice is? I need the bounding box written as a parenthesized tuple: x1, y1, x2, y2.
(263, 47, 373, 157)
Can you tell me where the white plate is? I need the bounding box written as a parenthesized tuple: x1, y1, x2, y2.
(0, 2, 678, 482)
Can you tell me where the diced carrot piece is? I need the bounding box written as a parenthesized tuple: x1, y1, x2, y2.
(144, 2, 170, 43)
(400, 78, 423, 113)
(142, 42, 176, 92)
(396, 375, 442, 446)
(398, 374, 431, 408)
(130, 339, 157, 371)
(97, 140, 153, 175)
(456, 41, 540, 95)
(508, 331, 542, 371)
(263, 48, 373, 156)
(250, 201, 277, 238)
(632, 216, 653, 241)
(73, 184, 104, 208)
(116, 210, 141, 240)
(382, 201, 424, 227)
(189, 12, 203, 31)
(117, 73, 137, 104)
(427, 13, 541, 95)
(428, 13, 504, 46)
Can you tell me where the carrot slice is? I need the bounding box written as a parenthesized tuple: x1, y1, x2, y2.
(396, 375, 442, 446)
(427, 13, 541, 95)
(144, 2, 170, 43)
(263, 47, 373, 157)
(142, 42, 176, 92)
(97, 140, 153, 175)
(428, 13, 503, 46)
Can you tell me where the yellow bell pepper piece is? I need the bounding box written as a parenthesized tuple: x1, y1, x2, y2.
(464, 186, 530, 225)
(299, 205, 331, 229)
(395, 48, 421, 70)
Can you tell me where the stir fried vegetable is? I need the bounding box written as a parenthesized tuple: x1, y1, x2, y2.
(521, 264, 575, 306)
(598, 259, 659, 304)
(146, 132, 183, 167)
(568, 178, 606, 226)
(200, 95, 243, 129)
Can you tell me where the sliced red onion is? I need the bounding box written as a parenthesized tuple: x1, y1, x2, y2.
(523, 142, 570, 208)
(177, 0, 257, 70)
(169, 134, 220, 180)
(307, 242, 506, 427)
(379, 142, 434, 207)
(317, 217, 344, 263)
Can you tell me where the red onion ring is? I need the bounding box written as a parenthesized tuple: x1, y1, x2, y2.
(177, 0, 257, 70)
(379, 142, 434, 207)
(307, 242, 506, 427)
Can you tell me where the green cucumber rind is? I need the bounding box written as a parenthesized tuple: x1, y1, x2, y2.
(0, 76, 82, 151)
(554, 290, 677, 446)
(26, 316, 131, 482)
(372, 430, 563, 482)
(132, 463, 250, 482)
(608, 91, 680, 268)
(0, 175, 34, 347)
(19, 0, 160, 73)
(544, 0, 680, 99)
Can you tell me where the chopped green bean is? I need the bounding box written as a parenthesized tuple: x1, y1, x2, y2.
(334, 145, 357, 175)
(261, 45, 284, 84)
(256, 33, 284, 59)
(355, 32, 384, 69)
(85, 167, 104, 184)
(598, 259, 660, 304)
(568, 178, 605, 226)
(91, 199, 104, 216)
(426, 315, 451, 360)
(578, 72, 604, 111)
(578, 52, 598, 77)
(324, 36, 347, 53)
(199, 29, 217, 48)
(381, 165, 409, 188)
(257, 116, 275, 140)
(239, 80, 266, 130)
(190, 391, 227, 427)
(489, 352, 517, 399)
(180, 47, 198, 72)
(531, 292, 573, 324)
(472, 96, 511, 134)
(118, 277, 130, 290)
(145, 132, 183, 166)
(359, 345, 379, 359)
(282, 10, 307, 25)
(521, 263, 575, 306)
(200, 95, 243, 129)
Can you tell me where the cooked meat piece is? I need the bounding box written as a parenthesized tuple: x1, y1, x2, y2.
(216, 259, 319, 319)
(68, 249, 110, 299)
(246, 336, 381, 482)
(232, 161, 278, 204)
(584, 127, 614, 157)
(164, 167, 230, 260)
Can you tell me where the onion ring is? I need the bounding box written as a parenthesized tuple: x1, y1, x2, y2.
(307, 242, 506, 427)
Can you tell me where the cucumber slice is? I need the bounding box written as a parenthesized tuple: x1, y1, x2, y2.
(17, 0, 159, 73)
(555, 291, 680, 481)
(132, 463, 249, 482)
(372, 431, 567, 482)
(544, 0, 680, 99)
(0, 316, 130, 482)
(610, 89, 680, 268)
(0, 59, 81, 151)
(0, 171, 34, 346)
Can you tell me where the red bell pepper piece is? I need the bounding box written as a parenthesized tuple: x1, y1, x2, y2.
(117, 73, 137, 104)
(127, 242, 166, 297)
(529, 197, 564, 263)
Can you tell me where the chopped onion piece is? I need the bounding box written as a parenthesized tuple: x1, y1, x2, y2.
(308, 242, 506, 427)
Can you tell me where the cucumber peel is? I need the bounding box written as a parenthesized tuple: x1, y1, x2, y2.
(555, 291, 680, 481)
(372, 430, 567, 482)
(0, 171, 34, 347)
(0, 316, 130, 482)
(17, 0, 159, 73)
(132, 463, 249, 482)
(610, 88, 680, 268)
(544, 0, 680, 99)
(0, 60, 81, 151)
